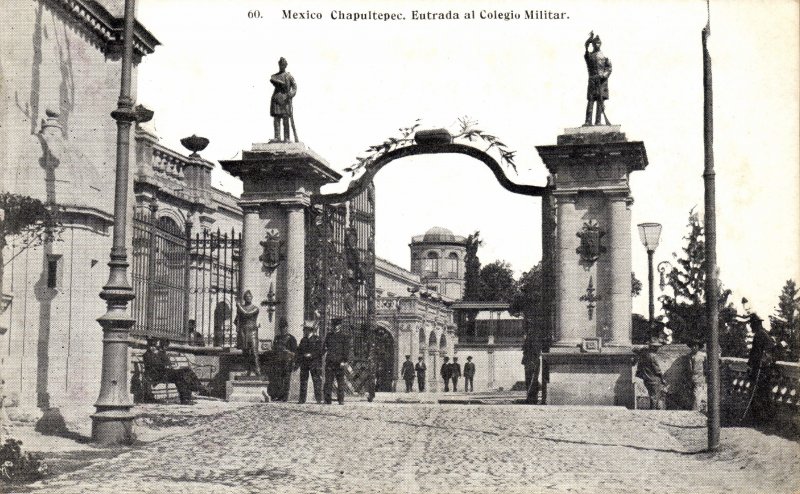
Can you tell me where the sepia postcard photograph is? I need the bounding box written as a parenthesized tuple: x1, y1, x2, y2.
(0, 0, 798, 492)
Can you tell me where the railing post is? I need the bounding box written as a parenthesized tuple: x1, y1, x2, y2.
(183, 218, 192, 341)
(145, 200, 159, 336)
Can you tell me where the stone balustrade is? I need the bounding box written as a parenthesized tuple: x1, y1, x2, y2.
(721, 356, 799, 435)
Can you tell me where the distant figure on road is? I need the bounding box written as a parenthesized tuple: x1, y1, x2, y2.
(364, 351, 377, 402)
(463, 356, 475, 393)
(296, 321, 323, 404)
(323, 318, 351, 405)
(401, 355, 415, 392)
(637, 338, 666, 410)
(522, 331, 543, 404)
(415, 356, 427, 392)
(273, 318, 298, 402)
(451, 357, 462, 392)
(688, 340, 707, 412)
(440, 356, 452, 392)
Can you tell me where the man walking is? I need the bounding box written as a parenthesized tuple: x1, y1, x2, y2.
(401, 355, 415, 392)
(451, 356, 462, 392)
(440, 356, 452, 392)
(415, 356, 427, 392)
(522, 331, 542, 404)
(463, 356, 475, 393)
(297, 321, 323, 404)
(323, 318, 350, 405)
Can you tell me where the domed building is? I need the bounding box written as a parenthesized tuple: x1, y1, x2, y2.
(409, 227, 467, 300)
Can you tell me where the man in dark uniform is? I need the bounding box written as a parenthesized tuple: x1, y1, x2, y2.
(401, 355, 415, 392)
(364, 351, 377, 402)
(138, 337, 161, 403)
(296, 321, 323, 404)
(323, 318, 351, 405)
(463, 356, 476, 393)
(415, 356, 427, 392)
(151, 339, 205, 404)
(522, 331, 542, 404)
(273, 319, 298, 402)
(746, 313, 776, 422)
(451, 357, 462, 392)
(440, 356, 452, 392)
(636, 338, 666, 410)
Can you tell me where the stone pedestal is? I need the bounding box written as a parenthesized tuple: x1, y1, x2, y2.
(220, 142, 341, 346)
(226, 374, 271, 403)
(543, 350, 636, 407)
(536, 125, 648, 408)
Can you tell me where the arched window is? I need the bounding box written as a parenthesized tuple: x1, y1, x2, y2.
(423, 251, 439, 278)
(428, 331, 437, 347)
(439, 334, 447, 350)
(419, 327, 426, 345)
(445, 252, 459, 278)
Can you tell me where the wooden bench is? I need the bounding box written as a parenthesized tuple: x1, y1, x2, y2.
(130, 348, 216, 403)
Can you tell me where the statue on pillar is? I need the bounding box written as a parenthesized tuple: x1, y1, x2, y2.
(235, 290, 263, 377)
(584, 31, 612, 126)
(270, 57, 298, 142)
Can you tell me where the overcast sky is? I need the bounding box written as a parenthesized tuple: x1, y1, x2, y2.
(136, 0, 799, 320)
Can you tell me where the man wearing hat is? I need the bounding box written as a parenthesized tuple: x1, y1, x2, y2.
(138, 337, 162, 403)
(463, 356, 476, 393)
(273, 318, 298, 402)
(296, 321, 323, 404)
(440, 356, 452, 392)
(401, 355, 415, 392)
(636, 338, 666, 410)
(450, 356, 462, 392)
(415, 356, 427, 393)
(323, 318, 351, 404)
(745, 313, 776, 422)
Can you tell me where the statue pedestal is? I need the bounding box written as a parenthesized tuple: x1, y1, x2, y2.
(543, 349, 636, 407)
(226, 373, 271, 403)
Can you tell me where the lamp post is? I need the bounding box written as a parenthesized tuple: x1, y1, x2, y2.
(91, 0, 143, 445)
(637, 223, 662, 331)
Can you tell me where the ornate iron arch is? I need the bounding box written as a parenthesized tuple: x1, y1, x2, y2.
(313, 129, 547, 205)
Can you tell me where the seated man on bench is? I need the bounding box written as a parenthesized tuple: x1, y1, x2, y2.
(142, 338, 206, 404)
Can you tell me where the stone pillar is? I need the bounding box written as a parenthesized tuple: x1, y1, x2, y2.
(607, 194, 632, 346)
(554, 194, 583, 347)
(240, 205, 261, 299)
(285, 204, 306, 342)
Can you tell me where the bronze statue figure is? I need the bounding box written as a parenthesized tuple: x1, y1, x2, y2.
(235, 290, 262, 377)
(270, 57, 298, 142)
(584, 31, 612, 126)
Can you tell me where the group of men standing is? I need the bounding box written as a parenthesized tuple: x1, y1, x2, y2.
(271, 317, 352, 405)
(400, 355, 476, 393)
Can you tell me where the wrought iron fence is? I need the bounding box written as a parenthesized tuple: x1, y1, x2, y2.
(131, 206, 240, 347)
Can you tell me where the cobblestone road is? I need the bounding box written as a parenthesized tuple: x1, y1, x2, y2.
(27, 402, 800, 494)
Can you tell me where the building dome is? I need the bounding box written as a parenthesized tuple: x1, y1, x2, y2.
(423, 226, 456, 243)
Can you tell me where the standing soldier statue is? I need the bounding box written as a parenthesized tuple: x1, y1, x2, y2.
(235, 290, 262, 378)
(584, 31, 612, 126)
(270, 57, 298, 142)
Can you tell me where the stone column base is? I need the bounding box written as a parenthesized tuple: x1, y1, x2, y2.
(543, 350, 636, 408)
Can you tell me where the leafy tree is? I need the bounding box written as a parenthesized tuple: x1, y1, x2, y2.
(659, 209, 741, 349)
(510, 262, 542, 320)
(478, 260, 518, 303)
(462, 231, 482, 301)
(631, 272, 642, 297)
(769, 279, 800, 362)
(0, 193, 61, 296)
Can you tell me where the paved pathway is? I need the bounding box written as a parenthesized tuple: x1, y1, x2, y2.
(27, 402, 800, 493)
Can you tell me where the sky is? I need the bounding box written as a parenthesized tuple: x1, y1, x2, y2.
(135, 0, 799, 320)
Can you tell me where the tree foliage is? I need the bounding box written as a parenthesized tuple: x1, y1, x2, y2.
(478, 260, 518, 303)
(631, 272, 642, 297)
(462, 231, 483, 302)
(0, 193, 60, 252)
(658, 209, 743, 352)
(769, 279, 800, 362)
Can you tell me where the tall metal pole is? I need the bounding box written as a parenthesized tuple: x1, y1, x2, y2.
(647, 249, 655, 329)
(91, 0, 138, 445)
(702, 1, 721, 451)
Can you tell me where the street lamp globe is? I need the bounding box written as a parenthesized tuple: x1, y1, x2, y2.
(637, 222, 662, 252)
